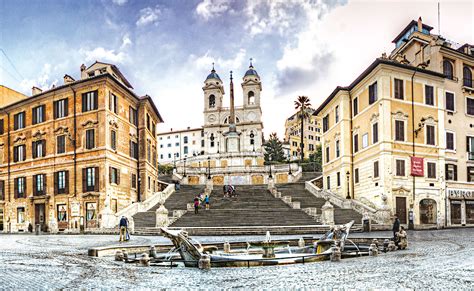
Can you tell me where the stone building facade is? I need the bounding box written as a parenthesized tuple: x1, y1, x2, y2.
(0, 61, 163, 233)
(157, 127, 204, 164)
(284, 110, 321, 160)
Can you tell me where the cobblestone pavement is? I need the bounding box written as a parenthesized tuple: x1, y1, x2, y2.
(0, 229, 472, 289)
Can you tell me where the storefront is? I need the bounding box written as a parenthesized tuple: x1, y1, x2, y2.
(447, 188, 474, 226)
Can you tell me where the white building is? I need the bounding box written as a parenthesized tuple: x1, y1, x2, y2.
(158, 127, 204, 164)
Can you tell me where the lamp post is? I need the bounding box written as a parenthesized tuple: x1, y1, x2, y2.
(183, 157, 187, 177)
(287, 153, 292, 175)
(269, 156, 273, 179)
(207, 156, 211, 180)
(173, 153, 176, 170)
(346, 171, 351, 199)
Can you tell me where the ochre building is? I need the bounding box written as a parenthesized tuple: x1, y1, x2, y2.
(284, 110, 321, 160)
(0, 61, 163, 233)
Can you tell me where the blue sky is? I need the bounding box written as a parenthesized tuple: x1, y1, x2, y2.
(1, 0, 473, 137)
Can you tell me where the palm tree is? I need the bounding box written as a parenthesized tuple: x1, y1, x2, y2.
(294, 96, 312, 162)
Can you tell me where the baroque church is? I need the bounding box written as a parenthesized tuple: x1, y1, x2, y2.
(202, 61, 264, 155)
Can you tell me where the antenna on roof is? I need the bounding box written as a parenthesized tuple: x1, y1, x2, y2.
(438, 2, 441, 35)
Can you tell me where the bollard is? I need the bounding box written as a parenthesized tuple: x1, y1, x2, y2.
(115, 250, 124, 261)
(149, 246, 157, 258)
(35, 224, 41, 235)
(198, 254, 211, 270)
(330, 246, 341, 262)
(140, 253, 150, 267)
(298, 238, 305, 248)
(369, 243, 378, 256)
(223, 241, 231, 253)
(123, 250, 129, 262)
(383, 239, 390, 253)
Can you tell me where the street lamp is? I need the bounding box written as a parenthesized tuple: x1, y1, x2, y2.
(346, 171, 351, 199)
(183, 157, 187, 177)
(207, 156, 211, 180)
(173, 153, 177, 170)
(287, 153, 292, 175)
(269, 155, 273, 179)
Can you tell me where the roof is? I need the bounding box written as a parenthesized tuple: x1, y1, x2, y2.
(140, 95, 164, 123)
(392, 20, 433, 43)
(313, 58, 446, 115)
(158, 127, 203, 135)
(244, 65, 259, 77)
(86, 61, 134, 89)
(205, 69, 222, 81)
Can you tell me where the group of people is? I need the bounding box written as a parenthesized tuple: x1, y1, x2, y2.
(222, 184, 237, 198)
(392, 214, 408, 249)
(194, 193, 210, 214)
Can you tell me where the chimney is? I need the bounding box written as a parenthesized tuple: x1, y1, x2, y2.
(417, 17, 423, 32)
(32, 86, 42, 95)
(187, 126, 190, 130)
(80, 64, 87, 79)
(63, 74, 75, 84)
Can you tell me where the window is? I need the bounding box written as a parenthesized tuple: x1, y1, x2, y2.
(446, 132, 455, 151)
(175, 142, 179, 147)
(14, 111, 25, 130)
(446, 92, 455, 111)
(130, 141, 138, 159)
(362, 133, 369, 149)
(129, 107, 138, 126)
(425, 85, 434, 106)
(184, 136, 188, 144)
(148, 176, 151, 190)
(248, 91, 255, 105)
(467, 167, 474, 182)
(467, 136, 474, 160)
(55, 171, 68, 194)
(374, 161, 379, 178)
(109, 167, 120, 185)
(210, 133, 215, 147)
(337, 172, 341, 187)
(33, 174, 46, 196)
(57, 204, 67, 222)
(326, 176, 330, 190)
(13, 145, 26, 162)
(426, 125, 435, 145)
(445, 164, 457, 181)
(372, 122, 379, 144)
(369, 82, 377, 104)
(335, 106, 340, 123)
(325, 146, 330, 163)
(353, 97, 358, 116)
(354, 168, 359, 183)
(109, 93, 118, 114)
(32, 140, 46, 158)
(184, 146, 188, 154)
(0, 180, 4, 200)
(209, 94, 216, 108)
(32, 105, 46, 125)
(322, 115, 329, 132)
(464, 66, 473, 87)
(83, 167, 98, 192)
(335, 140, 340, 158)
(427, 162, 436, 179)
(353, 134, 359, 153)
(15, 177, 26, 198)
(147, 114, 151, 131)
(395, 120, 405, 141)
(147, 141, 151, 162)
(394, 79, 404, 100)
(82, 90, 98, 112)
(111, 130, 117, 150)
(0, 119, 3, 135)
(396, 160, 405, 176)
(54, 98, 68, 119)
(467, 97, 474, 116)
(443, 59, 454, 80)
(131, 174, 137, 189)
(86, 129, 95, 149)
(17, 207, 25, 223)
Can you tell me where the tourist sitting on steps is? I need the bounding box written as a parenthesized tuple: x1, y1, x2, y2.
(397, 226, 408, 249)
(194, 196, 200, 214)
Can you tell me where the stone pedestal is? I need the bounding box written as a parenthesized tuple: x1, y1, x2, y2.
(267, 178, 275, 190)
(155, 204, 169, 227)
(226, 133, 240, 153)
(223, 241, 231, 253)
(298, 238, 305, 248)
(321, 201, 335, 225)
(330, 246, 341, 262)
(262, 246, 275, 258)
(198, 254, 211, 269)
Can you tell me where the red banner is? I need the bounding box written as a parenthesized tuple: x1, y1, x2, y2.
(411, 157, 424, 176)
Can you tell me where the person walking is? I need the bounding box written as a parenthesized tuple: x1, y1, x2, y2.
(175, 181, 180, 191)
(119, 216, 128, 242)
(194, 196, 200, 214)
(392, 214, 401, 244)
(205, 194, 210, 210)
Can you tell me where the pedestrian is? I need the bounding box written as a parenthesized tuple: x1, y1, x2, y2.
(175, 181, 180, 191)
(205, 194, 210, 210)
(119, 216, 128, 242)
(397, 226, 408, 250)
(223, 185, 228, 197)
(194, 196, 200, 214)
(392, 214, 400, 245)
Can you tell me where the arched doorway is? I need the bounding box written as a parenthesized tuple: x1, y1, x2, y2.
(419, 199, 437, 224)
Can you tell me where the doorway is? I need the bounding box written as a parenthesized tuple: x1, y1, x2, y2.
(395, 197, 407, 224)
(419, 199, 437, 224)
(35, 203, 46, 230)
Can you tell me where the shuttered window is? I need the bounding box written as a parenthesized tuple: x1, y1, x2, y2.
(394, 79, 404, 100)
(13, 145, 26, 162)
(32, 140, 46, 158)
(396, 160, 405, 176)
(86, 129, 95, 149)
(369, 82, 377, 104)
(337, 172, 341, 187)
(82, 90, 98, 112)
(445, 164, 457, 181)
(109, 167, 120, 185)
(0, 180, 4, 200)
(13, 112, 25, 130)
(14, 177, 26, 198)
(129, 106, 138, 126)
(109, 92, 118, 114)
(467, 167, 474, 182)
(425, 85, 434, 105)
(33, 174, 46, 196)
(32, 105, 46, 125)
(446, 92, 455, 111)
(353, 134, 359, 153)
(0, 119, 4, 135)
(111, 130, 117, 150)
(372, 122, 379, 144)
(427, 162, 436, 179)
(57, 135, 66, 154)
(55, 170, 69, 194)
(446, 132, 455, 150)
(426, 125, 435, 145)
(83, 167, 99, 192)
(54, 98, 68, 119)
(130, 141, 138, 159)
(353, 97, 358, 116)
(374, 161, 379, 178)
(131, 174, 137, 189)
(395, 120, 405, 141)
(354, 168, 359, 183)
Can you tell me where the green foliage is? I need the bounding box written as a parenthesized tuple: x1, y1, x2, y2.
(158, 164, 174, 175)
(264, 133, 286, 163)
(301, 145, 322, 172)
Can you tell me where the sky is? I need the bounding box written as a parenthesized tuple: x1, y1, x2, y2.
(1, 0, 473, 138)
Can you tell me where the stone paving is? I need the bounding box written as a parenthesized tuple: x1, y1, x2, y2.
(0, 229, 473, 289)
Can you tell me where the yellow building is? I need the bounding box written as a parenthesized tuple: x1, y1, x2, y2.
(0, 85, 28, 107)
(0, 61, 163, 233)
(284, 110, 321, 160)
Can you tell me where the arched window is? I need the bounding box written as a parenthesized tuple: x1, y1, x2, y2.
(464, 66, 473, 88)
(209, 94, 216, 108)
(210, 133, 215, 147)
(248, 91, 255, 105)
(443, 60, 454, 80)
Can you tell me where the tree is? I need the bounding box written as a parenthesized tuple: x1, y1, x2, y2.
(264, 133, 285, 163)
(309, 145, 322, 172)
(294, 96, 313, 162)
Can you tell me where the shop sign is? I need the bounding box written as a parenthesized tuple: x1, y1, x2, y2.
(447, 188, 474, 199)
(410, 157, 424, 176)
(71, 202, 80, 217)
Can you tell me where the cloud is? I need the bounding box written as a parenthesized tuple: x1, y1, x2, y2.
(80, 47, 127, 64)
(191, 48, 247, 72)
(196, 0, 232, 21)
(19, 63, 59, 93)
(136, 6, 161, 27)
(111, 0, 127, 6)
(120, 34, 132, 49)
